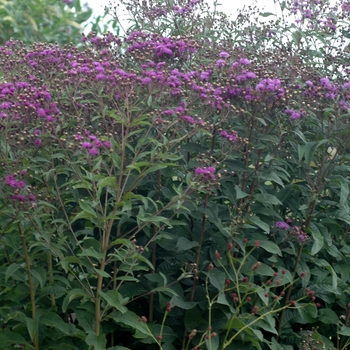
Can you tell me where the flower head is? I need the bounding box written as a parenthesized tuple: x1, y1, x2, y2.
(275, 221, 289, 230)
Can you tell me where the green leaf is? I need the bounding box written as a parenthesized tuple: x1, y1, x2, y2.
(24, 316, 39, 342)
(62, 288, 92, 312)
(85, 331, 107, 350)
(205, 332, 219, 350)
(250, 215, 270, 234)
(31, 267, 47, 289)
(256, 314, 277, 335)
(97, 176, 116, 188)
(99, 290, 128, 313)
(235, 185, 249, 199)
(338, 325, 350, 336)
(318, 308, 338, 324)
(78, 247, 103, 261)
(259, 240, 282, 256)
(310, 223, 324, 255)
(78, 200, 97, 218)
(109, 310, 150, 337)
(0, 329, 31, 348)
(254, 193, 282, 206)
(71, 210, 98, 223)
(5, 263, 21, 282)
(40, 312, 70, 335)
(60, 256, 81, 273)
(208, 269, 226, 291)
(170, 296, 197, 310)
(260, 12, 276, 17)
(260, 171, 285, 187)
(176, 237, 199, 251)
(304, 139, 328, 166)
(95, 269, 111, 278)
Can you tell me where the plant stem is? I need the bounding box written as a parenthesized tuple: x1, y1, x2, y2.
(47, 253, 56, 307)
(19, 224, 39, 350)
(276, 242, 303, 337)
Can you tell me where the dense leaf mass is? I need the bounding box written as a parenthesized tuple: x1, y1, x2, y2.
(1, 0, 350, 349)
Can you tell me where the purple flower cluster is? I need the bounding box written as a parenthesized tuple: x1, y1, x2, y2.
(285, 108, 304, 120)
(75, 132, 112, 156)
(6, 174, 26, 189)
(5, 174, 35, 203)
(256, 78, 285, 97)
(173, 0, 200, 15)
(220, 130, 238, 142)
(0, 81, 60, 124)
(126, 32, 197, 60)
(291, 225, 307, 242)
(275, 221, 290, 230)
(194, 166, 216, 181)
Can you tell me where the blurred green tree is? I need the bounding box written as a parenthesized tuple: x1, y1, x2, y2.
(0, 0, 95, 45)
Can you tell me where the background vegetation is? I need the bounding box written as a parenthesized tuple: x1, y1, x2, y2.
(1, 0, 350, 349)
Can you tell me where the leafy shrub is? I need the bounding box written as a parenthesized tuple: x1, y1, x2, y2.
(0, 0, 95, 45)
(1, 0, 350, 349)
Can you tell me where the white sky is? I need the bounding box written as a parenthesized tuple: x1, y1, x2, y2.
(84, 0, 279, 32)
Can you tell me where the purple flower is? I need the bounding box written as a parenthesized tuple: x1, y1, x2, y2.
(11, 194, 26, 202)
(320, 77, 330, 86)
(215, 59, 226, 68)
(0, 102, 12, 109)
(200, 71, 211, 81)
(285, 109, 303, 120)
(34, 139, 42, 147)
(298, 234, 306, 242)
(220, 130, 238, 142)
(182, 115, 195, 124)
(103, 141, 112, 148)
(142, 77, 152, 85)
(155, 45, 173, 58)
(94, 140, 103, 148)
(95, 73, 106, 80)
(239, 58, 250, 65)
(89, 148, 99, 156)
(46, 115, 55, 122)
(82, 142, 93, 149)
(275, 221, 289, 230)
(41, 91, 51, 101)
(17, 181, 26, 188)
(219, 51, 229, 58)
(163, 109, 175, 115)
(37, 108, 47, 118)
(194, 166, 216, 181)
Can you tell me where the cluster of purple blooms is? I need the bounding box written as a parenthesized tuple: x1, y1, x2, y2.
(220, 130, 238, 142)
(126, 32, 197, 60)
(162, 105, 204, 125)
(75, 131, 112, 156)
(194, 167, 216, 181)
(5, 174, 35, 202)
(0, 81, 58, 123)
(302, 78, 350, 110)
(285, 108, 305, 120)
(275, 221, 306, 242)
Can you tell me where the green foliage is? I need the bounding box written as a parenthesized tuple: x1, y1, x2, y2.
(0, 0, 95, 45)
(1, 0, 350, 349)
